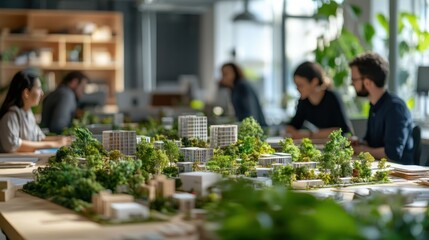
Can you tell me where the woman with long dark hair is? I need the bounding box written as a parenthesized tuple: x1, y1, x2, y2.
(219, 62, 267, 126)
(0, 71, 70, 153)
(286, 61, 351, 138)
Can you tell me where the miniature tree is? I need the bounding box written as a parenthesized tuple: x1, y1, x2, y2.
(206, 155, 236, 177)
(372, 158, 390, 183)
(299, 138, 322, 162)
(136, 141, 169, 175)
(271, 165, 295, 187)
(319, 129, 353, 184)
(238, 117, 265, 142)
(294, 166, 317, 180)
(163, 140, 180, 162)
(352, 152, 375, 182)
(181, 137, 192, 147)
(279, 138, 300, 162)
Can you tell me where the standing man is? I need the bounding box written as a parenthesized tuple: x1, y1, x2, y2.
(349, 52, 414, 165)
(41, 71, 88, 134)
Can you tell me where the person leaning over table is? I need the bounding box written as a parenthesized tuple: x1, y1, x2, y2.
(349, 52, 414, 165)
(0, 71, 71, 153)
(286, 61, 352, 139)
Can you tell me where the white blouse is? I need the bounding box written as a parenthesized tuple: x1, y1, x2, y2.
(0, 106, 45, 153)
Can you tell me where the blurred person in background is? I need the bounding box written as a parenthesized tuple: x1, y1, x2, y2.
(349, 52, 413, 164)
(41, 71, 88, 134)
(0, 71, 70, 153)
(219, 62, 267, 127)
(286, 61, 351, 139)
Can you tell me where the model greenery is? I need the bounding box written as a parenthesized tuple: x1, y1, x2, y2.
(24, 127, 149, 212)
(279, 138, 300, 161)
(319, 129, 354, 184)
(299, 138, 322, 162)
(136, 140, 169, 175)
(238, 117, 265, 142)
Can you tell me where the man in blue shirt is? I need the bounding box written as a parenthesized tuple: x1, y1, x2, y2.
(349, 52, 414, 165)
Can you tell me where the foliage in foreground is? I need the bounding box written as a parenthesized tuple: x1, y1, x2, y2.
(208, 179, 429, 240)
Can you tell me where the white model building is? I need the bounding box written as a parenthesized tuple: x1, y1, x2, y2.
(258, 153, 292, 167)
(154, 140, 164, 149)
(136, 135, 151, 144)
(180, 147, 214, 163)
(92, 191, 134, 218)
(178, 115, 208, 141)
(179, 172, 221, 196)
(209, 125, 238, 148)
(177, 162, 193, 173)
(102, 130, 136, 156)
(110, 202, 149, 221)
(172, 193, 196, 219)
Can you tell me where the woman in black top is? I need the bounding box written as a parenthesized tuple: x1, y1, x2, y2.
(286, 61, 351, 138)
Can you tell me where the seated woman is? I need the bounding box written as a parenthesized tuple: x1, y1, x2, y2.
(0, 71, 71, 153)
(219, 62, 267, 126)
(286, 61, 351, 139)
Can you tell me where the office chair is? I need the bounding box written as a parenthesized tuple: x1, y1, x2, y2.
(413, 125, 422, 165)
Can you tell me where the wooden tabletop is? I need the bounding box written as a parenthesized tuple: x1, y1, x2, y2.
(0, 192, 198, 240)
(0, 153, 198, 240)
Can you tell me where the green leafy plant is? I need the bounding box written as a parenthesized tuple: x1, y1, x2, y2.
(279, 138, 300, 162)
(136, 140, 169, 175)
(207, 179, 362, 240)
(238, 117, 265, 142)
(314, 1, 371, 87)
(271, 165, 295, 187)
(319, 129, 354, 184)
(208, 179, 429, 240)
(299, 138, 322, 162)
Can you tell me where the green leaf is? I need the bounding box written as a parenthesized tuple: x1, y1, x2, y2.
(316, 1, 339, 18)
(363, 23, 375, 45)
(417, 31, 429, 51)
(376, 13, 389, 35)
(398, 41, 410, 57)
(401, 12, 420, 33)
(349, 4, 362, 18)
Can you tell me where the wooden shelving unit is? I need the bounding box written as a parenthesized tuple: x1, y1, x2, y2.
(0, 9, 123, 104)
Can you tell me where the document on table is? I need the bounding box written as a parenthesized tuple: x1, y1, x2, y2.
(0, 157, 38, 168)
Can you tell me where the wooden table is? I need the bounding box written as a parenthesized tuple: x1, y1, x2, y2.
(0, 153, 198, 240)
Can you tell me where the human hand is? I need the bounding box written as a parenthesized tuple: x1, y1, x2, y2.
(349, 136, 360, 147)
(56, 136, 72, 147)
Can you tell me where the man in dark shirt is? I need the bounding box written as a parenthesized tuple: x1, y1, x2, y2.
(349, 52, 414, 164)
(41, 71, 88, 134)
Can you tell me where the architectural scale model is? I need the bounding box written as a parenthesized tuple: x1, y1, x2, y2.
(179, 171, 222, 196)
(178, 115, 208, 140)
(209, 125, 238, 148)
(92, 191, 148, 221)
(102, 130, 137, 155)
(172, 192, 196, 219)
(258, 153, 292, 167)
(0, 180, 15, 202)
(140, 175, 176, 202)
(180, 147, 214, 163)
